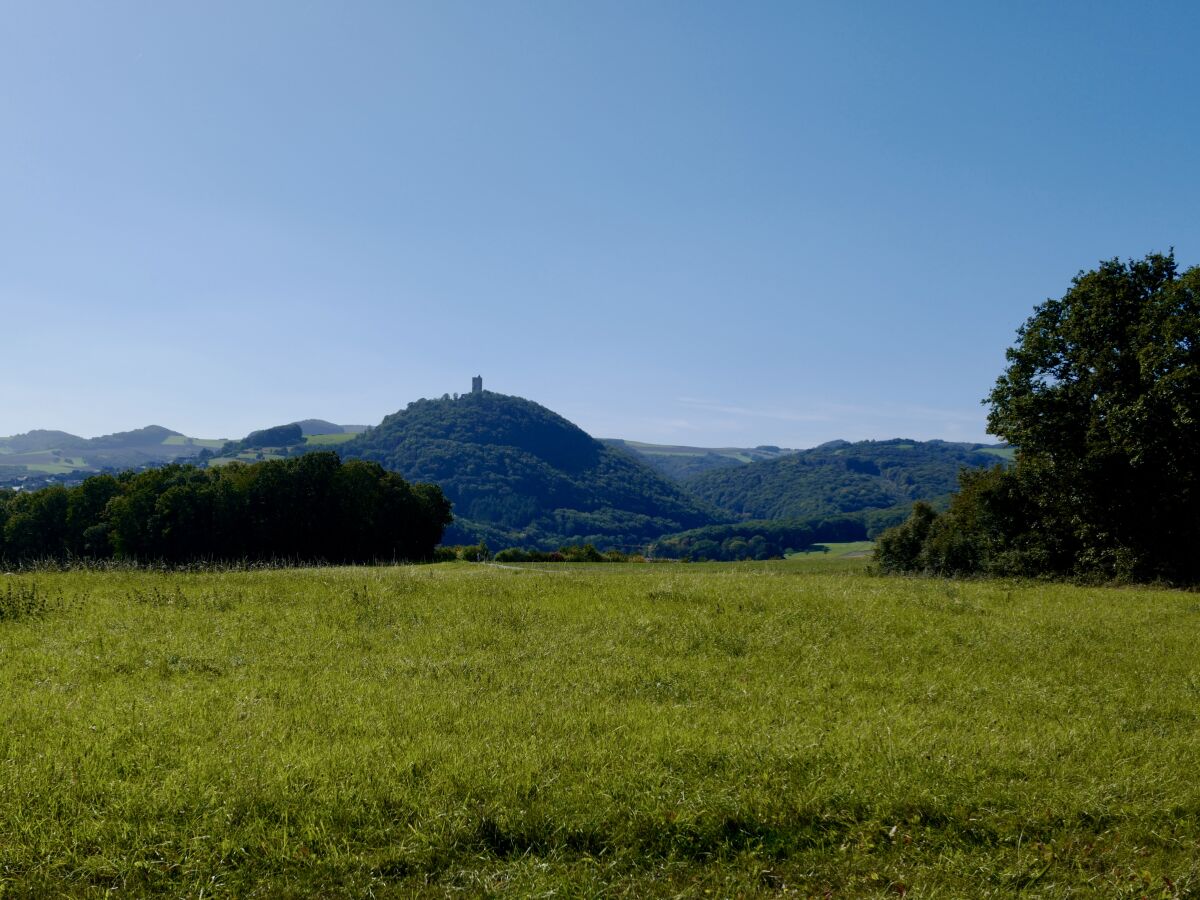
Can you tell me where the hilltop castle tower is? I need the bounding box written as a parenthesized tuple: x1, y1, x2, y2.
(471, 375, 483, 395)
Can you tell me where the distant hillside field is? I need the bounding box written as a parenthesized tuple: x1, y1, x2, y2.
(686, 438, 1009, 522)
(342, 392, 722, 549)
(305, 432, 357, 446)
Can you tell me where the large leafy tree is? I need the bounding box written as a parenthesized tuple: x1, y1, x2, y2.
(986, 252, 1199, 581)
(880, 251, 1200, 582)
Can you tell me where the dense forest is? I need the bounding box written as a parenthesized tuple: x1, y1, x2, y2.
(0, 452, 450, 564)
(685, 439, 1009, 521)
(879, 252, 1199, 584)
(601, 440, 797, 481)
(342, 392, 722, 550)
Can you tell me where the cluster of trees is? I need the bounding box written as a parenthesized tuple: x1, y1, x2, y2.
(650, 516, 868, 561)
(430, 542, 640, 563)
(214, 423, 306, 458)
(0, 452, 451, 565)
(879, 252, 1200, 584)
(493, 544, 635, 563)
(433, 542, 492, 562)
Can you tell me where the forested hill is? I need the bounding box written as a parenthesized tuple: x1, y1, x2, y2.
(600, 439, 796, 481)
(685, 439, 1011, 521)
(341, 392, 722, 549)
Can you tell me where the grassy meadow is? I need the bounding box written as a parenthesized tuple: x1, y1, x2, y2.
(784, 541, 875, 565)
(2, 561, 1199, 897)
(305, 433, 358, 446)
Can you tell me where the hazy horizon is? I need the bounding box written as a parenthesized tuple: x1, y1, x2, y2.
(4, 2, 1197, 447)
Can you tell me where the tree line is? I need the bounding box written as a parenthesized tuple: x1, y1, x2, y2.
(878, 252, 1200, 584)
(650, 516, 868, 561)
(0, 452, 451, 565)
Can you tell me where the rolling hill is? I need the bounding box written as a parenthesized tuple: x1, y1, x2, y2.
(600, 439, 797, 480)
(341, 392, 723, 549)
(5, 404, 1010, 558)
(0, 420, 362, 488)
(0, 425, 224, 485)
(684, 438, 1011, 522)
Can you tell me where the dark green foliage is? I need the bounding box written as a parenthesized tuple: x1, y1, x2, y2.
(2, 486, 71, 560)
(686, 438, 1005, 522)
(637, 449, 743, 480)
(602, 439, 797, 481)
(343, 392, 721, 549)
(241, 423, 304, 449)
(881, 252, 1200, 583)
(291, 419, 344, 436)
(493, 544, 627, 562)
(650, 516, 867, 561)
(874, 502, 938, 573)
(862, 503, 920, 538)
(0, 452, 450, 565)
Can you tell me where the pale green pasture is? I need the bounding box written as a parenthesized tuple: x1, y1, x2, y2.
(22, 461, 85, 474)
(785, 540, 875, 561)
(305, 432, 357, 446)
(162, 436, 227, 448)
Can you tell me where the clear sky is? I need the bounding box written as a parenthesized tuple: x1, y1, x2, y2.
(3, 1, 1197, 447)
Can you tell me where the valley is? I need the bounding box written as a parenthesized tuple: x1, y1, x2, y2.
(2, 391, 1010, 557)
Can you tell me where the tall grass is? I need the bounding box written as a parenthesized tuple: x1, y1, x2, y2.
(1, 564, 1198, 896)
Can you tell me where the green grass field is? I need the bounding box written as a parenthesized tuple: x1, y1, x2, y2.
(21, 460, 87, 475)
(305, 432, 358, 446)
(785, 541, 876, 564)
(2, 564, 1199, 896)
(162, 436, 227, 448)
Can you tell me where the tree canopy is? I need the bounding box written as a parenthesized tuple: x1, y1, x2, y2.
(0, 452, 451, 565)
(879, 252, 1200, 583)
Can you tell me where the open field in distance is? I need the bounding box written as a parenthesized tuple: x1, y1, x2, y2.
(784, 541, 876, 564)
(305, 433, 358, 446)
(161, 436, 227, 448)
(2, 562, 1199, 896)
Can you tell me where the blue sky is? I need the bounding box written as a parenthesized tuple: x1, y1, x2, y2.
(3, 1, 1197, 447)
